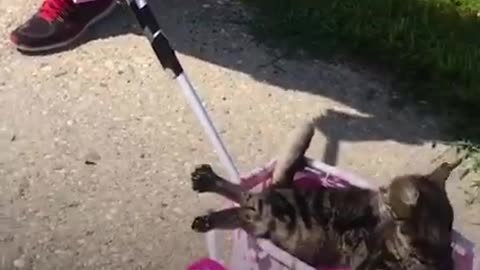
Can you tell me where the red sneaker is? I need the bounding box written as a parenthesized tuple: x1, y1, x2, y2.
(10, 0, 117, 52)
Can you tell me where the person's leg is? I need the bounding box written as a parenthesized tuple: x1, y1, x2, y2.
(10, 0, 117, 52)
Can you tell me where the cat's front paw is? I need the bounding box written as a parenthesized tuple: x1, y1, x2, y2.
(191, 164, 217, 193)
(191, 215, 213, 232)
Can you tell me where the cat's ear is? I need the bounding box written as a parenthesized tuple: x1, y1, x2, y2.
(388, 179, 419, 219)
(427, 157, 463, 189)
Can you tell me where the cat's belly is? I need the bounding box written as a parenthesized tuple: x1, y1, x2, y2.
(269, 236, 343, 267)
(269, 231, 369, 269)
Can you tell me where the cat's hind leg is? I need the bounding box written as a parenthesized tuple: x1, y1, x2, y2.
(191, 207, 262, 232)
(191, 164, 246, 204)
(191, 208, 244, 232)
(191, 205, 270, 237)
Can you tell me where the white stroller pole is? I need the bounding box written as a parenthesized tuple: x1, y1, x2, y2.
(126, 0, 241, 263)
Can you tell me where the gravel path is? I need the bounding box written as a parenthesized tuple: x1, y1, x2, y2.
(1, 0, 479, 269)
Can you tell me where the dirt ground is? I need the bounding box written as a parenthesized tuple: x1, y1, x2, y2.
(1, 0, 479, 269)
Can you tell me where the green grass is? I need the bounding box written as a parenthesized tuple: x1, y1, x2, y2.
(240, 0, 480, 178)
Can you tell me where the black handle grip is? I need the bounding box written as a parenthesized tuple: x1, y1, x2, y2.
(127, 0, 184, 78)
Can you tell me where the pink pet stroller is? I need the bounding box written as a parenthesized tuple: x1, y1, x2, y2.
(126, 1, 479, 269)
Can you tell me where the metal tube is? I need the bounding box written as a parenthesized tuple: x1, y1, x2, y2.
(125, 0, 241, 264)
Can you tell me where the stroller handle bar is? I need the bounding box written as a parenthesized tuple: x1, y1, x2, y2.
(126, 0, 241, 263)
(125, 0, 240, 182)
(126, 0, 183, 78)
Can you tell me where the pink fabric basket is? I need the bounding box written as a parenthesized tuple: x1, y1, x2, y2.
(188, 158, 478, 270)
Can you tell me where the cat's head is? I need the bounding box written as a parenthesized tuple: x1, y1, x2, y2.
(379, 158, 462, 244)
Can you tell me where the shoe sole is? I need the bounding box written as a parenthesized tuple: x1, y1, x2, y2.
(14, 1, 118, 53)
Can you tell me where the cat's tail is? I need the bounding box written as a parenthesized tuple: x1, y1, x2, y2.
(272, 120, 315, 186)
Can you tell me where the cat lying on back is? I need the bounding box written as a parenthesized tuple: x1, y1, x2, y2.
(190, 121, 460, 270)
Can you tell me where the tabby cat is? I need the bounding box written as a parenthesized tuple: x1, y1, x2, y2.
(190, 121, 460, 270)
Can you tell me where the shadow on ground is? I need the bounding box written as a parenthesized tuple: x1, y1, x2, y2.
(18, 0, 447, 165)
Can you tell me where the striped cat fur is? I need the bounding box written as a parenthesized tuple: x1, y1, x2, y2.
(190, 120, 461, 270)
